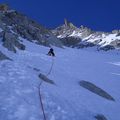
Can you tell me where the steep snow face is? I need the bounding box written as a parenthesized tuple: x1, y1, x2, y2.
(0, 38, 120, 120)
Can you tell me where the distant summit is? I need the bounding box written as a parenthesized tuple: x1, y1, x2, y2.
(0, 4, 9, 12)
(64, 18, 76, 29)
(0, 4, 120, 52)
(52, 19, 120, 51)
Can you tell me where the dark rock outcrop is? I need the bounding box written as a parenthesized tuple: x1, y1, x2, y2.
(0, 51, 11, 61)
(0, 4, 9, 12)
(75, 41, 95, 48)
(79, 81, 115, 101)
(99, 45, 115, 51)
(95, 114, 107, 120)
(110, 39, 120, 48)
(39, 73, 55, 85)
(2, 31, 25, 53)
(60, 37, 81, 47)
(0, 10, 62, 48)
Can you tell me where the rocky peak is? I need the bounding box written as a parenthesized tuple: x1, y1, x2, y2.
(64, 18, 76, 29)
(52, 20, 93, 40)
(64, 18, 69, 27)
(52, 20, 120, 51)
(52, 19, 77, 38)
(0, 3, 9, 12)
(112, 29, 120, 34)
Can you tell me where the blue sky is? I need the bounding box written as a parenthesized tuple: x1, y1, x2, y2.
(0, 0, 120, 31)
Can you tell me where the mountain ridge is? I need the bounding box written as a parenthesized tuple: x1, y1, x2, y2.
(0, 4, 120, 53)
(0, 4, 62, 54)
(52, 19, 120, 51)
(0, 4, 120, 120)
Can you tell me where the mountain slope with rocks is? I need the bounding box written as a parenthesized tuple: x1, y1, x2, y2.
(52, 19, 120, 51)
(0, 4, 120, 120)
(0, 4, 62, 54)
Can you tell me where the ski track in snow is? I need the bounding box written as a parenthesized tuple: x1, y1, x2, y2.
(0, 39, 120, 120)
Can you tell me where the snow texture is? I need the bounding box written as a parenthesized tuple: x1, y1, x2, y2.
(0, 37, 120, 120)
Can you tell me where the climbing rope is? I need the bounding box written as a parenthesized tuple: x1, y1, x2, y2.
(38, 56, 55, 120)
(46, 57, 54, 76)
(38, 81, 47, 120)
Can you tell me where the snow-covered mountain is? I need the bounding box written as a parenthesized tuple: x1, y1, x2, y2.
(0, 4, 120, 120)
(52, 19, 120, 51)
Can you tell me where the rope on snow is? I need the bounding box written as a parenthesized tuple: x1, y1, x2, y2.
(46, 57, 54, 76)
(38, 56, 55, 120)
(38, 81, 47, 120)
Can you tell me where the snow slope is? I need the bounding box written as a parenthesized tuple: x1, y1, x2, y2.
(0, 38, 120, 120)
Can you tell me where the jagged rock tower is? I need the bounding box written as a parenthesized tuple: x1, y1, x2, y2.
(0, 4, 9, 12)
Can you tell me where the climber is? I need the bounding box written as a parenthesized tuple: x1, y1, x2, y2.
(47, 48, 55, 56)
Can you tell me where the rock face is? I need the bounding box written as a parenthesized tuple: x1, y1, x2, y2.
(1, 11, 48, 41)
(52, 20, 94, 49)
(0, 4, 9, 12)
(52, 19, 92, 39)
(52, 20, 120, 51)
(39, 73, 55, 85)
(52, 19, 77, 38)
(0, 6, 62, 53)
(0, 51, 11, 61)
(99, 45, 115, 51)
(2, 31, 25, 53)
(0, 4, 120, 52)
(95, 114, 107, 120)
(60, 37, 81, 47)
(79, 81, 115, 101)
